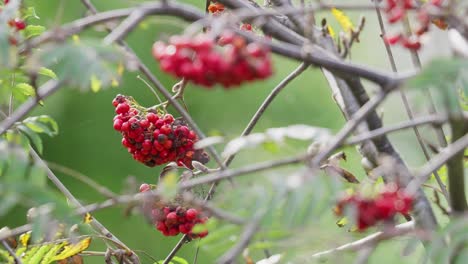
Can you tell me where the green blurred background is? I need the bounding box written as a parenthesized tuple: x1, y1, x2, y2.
(2, 0, 451, 263)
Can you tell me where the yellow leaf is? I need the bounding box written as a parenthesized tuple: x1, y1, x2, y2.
(117, 62, 124, 76)
(111, 78, 119, 87)
(83, 213, 93, 224)
(139, 21, 149, 30)
(72, 35, 80, 44)
(90, 75, 102, 93)
(331, 8, 354, 33)
(19, 231, 31, 247)
(327, 25, 336, 39)
(51, 237, 91, 261)
(336, 217, 348, 227)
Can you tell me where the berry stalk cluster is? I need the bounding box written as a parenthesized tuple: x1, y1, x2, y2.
(112, 94, 206, 168)
(383, 0, 447, 50)
(140, 184, 209, 238)
(334, 185, 413, 231)
(152, 31, 272, 88)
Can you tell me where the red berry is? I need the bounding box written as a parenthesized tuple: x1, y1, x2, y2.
(388, 8, 405, 24)
(431, 0, 443, 7)
(383, 34, 402, 45)
(168, 228, 179, 236)
(166, 212, 177, 220)
(146, 112, 158, 123)
(160, 125, 172, 135)
(139, 119, 150, 128)
(402, 38, 421, 50)
(116, 103, 130, 114)
(113, 119, 123, 131)
(240, 23, 252, 31)
(13, 19, 26, 30)
(186, 208, 198, 220)
(139, 183, 151, 192)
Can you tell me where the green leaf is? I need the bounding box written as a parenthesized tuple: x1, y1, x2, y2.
(38, 67, 57, 80)
(22, 115, 59, 137)
(23, 7, 40, 19)
(24, 25, 45, 38)
(172, 256, 189, 264)
(17, 124, 43, 154)
(26, 39, 127, 91)
(14, 82, 35, 96)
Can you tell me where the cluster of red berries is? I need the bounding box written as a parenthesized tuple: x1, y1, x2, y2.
(383, 0, 447, 50)
(334, 185, 413, 231)
(140, 184, 209, 238)
(152, 32, 272, 88)
(112, 94, 203, 168)
(2, 0, 27, 45)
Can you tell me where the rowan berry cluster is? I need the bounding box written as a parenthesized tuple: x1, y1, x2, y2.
(334, 185, 413, 231)
(139, 184, 209, 238)
(383, 0, 447, 50)
(152, 32, 272, 88)
(2, 0, 27, 45)
(112, 94, 202, 168)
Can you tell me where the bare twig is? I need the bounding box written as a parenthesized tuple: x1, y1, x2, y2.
(311, 222, 415, 259)
(46, 161, 117, 199)
(224, 63, 309, 166)
(311, 91, 388, 166)
(0, 225, 33, 242)
(346, 114, 449, 145)
(179, 154, 307, 190)
(407, 133, 468, 195)
(217, 212, 264, 264)
(1, 240, 22, 264)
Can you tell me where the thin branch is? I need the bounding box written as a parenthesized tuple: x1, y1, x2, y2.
(0, 225, 33, 242)
(0, 80, 61, 136)
(406, 133, 468, 195)
(1, 240, 22, 264)
(217, 212, 264, 264)
(346, 114, 449, 145)
(224, 62, 309, 166)
(311, 91, 388, 166)
(46, 161, 117, 199)
(311, 222, 415, 259)
(179, 154, 307, 190)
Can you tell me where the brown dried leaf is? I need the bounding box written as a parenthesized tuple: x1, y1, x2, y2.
(321, 164, 359, 183)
